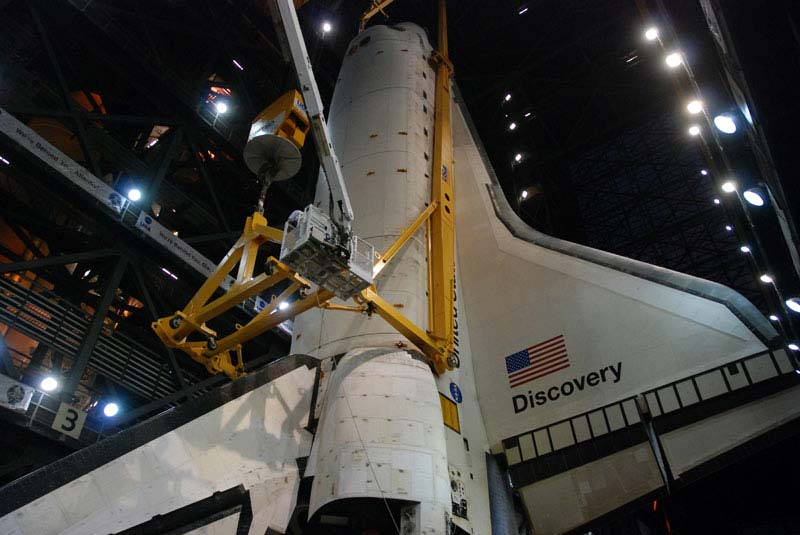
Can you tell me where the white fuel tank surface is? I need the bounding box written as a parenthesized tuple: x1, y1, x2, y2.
(291, 23, 435, 358)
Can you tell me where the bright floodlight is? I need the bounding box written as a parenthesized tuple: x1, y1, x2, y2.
(514, 153, 522, 162)
(740, 245, 751, 253)
(743, 188, 765, 206)
(714, 114, 736, 134)
(215, 101, 229, 114)
(789, 343, 800, 351)
(40, 376, 58, 392)
(700, 169, 709, 176)
(127, 188, 142, 202)
(322, 21, 332, 33)
(769, 315, 779, 322)
(644, 27, 659, 41)
(509, 122, 517, 130)
(760, 274, 774, 284)
(688, 125, 701, 136)
(278, 301, 290, 310)
(713, 198, 721, 205)
(665, 52, 683, 68)
(786, 297, 800, 313)
(725, 225, 733, 231)
(721, 181, 736, 193)
(103, 402, 119, 417)
(504, 93, 512, 102)
(686, 100, 703, 114)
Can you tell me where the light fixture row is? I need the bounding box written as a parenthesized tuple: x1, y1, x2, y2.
(644, 25, 799, 352)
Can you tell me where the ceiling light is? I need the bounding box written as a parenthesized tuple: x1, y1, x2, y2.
(700, 169, 708, 176)
(714, 114, 737, 134)
(514, 153, 522, 162)
(665, 52, 683, 68)
(721, 181, 736, 193)
(524, 112, 532, 117)
(82, 269, 92, 278)
(686, 100, 703, 114)
(725, 225, 733, 231)
(786, 297, 800, 313)
(161, 267, 178, 281)
(521, 190, 529, 199)
(279, 301, 290, 310)
(322, 21, 332, 33)
(215, 102, 229, 114)
(743, 188, 765, 206)
(759, 274, 774, 284)
(644, 27, 659, 41)
(127, 188, 142, 202)
(232, 59, 244, 71)
(789, 343, 800, 351)
(0, 155, 9, 165)
(769, 315, 779, 322)
(713, 198, 721, 205)
(518, 6, 529, 15)
(740, 245, 751, 253)
(688, 125, 701, 136)
(509, 122, 517, 130)
(40, 376, 58, 392)
(103, 402, 120, 417)
(504, 93, 512, 102)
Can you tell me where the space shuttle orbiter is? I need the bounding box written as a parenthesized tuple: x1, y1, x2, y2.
(1, 20, 798, 535)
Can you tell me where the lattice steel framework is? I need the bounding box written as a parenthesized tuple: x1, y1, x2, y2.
(568, 113, 762, 308)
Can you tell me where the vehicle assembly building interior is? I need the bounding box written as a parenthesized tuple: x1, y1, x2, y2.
(1, 1, 800, 534)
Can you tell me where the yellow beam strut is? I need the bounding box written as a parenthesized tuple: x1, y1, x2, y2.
(359, 0, 398, 31)
(428, 0, 456, 365)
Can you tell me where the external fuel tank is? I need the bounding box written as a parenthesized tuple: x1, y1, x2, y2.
(291, 23, 435, 358)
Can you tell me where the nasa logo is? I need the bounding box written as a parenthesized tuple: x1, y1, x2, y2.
(450, 382, 462, 403)
(107, 192, 122, 209)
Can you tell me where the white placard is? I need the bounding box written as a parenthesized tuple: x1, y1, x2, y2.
(0, 107, 125, 213)
(135, 212, 234, 289)
(52, 402, 87, 440)
(0, 373, 34, 412)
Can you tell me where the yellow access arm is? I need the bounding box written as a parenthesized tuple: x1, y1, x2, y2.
(153, 0, 457, 378)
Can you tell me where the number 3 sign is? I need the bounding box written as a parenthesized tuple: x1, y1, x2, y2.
(52, 402, 87, 439)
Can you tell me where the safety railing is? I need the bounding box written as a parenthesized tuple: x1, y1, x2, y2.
(502, 396, 641, 466)
(641, 349, 793, 418)
(0, 274, 201, 400)
(502, 349, 795, 466)
(18, 388, 106, 446)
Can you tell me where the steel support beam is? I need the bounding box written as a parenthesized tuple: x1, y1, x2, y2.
(183, 231, 242, 245)
(0, 249, 118, 274)
(0, 334, 15, 377)
(185, 130, 231, 231)
(130, 263, 188, 391)
(62, 256, 128, 398)
(147, 128, 183, 200)
(29, 2, 103, 178)
(2, 107, 176, 126)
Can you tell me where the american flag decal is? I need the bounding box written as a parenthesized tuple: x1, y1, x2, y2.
(505, 334, 570, 388)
